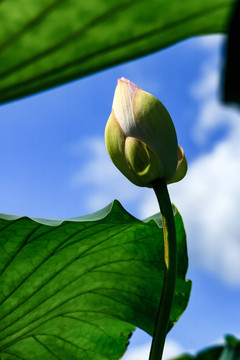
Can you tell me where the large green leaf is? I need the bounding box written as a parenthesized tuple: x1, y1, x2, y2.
(0, 0, 235, 104)
(0, 200, 191, 360)
(171, 335, 240, 360)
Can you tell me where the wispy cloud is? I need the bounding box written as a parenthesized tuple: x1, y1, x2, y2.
(122, 339, 185, 360)
(170, 36, 240, 285)
(190, 38, 239, 145)
(195, 34, 226, 50)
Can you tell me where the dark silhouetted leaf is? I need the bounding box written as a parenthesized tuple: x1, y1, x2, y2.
(223, 0, 240, 105)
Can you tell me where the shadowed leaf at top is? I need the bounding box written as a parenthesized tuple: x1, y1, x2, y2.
(0, 200, 191, 360)
(0, 0, 235, 104)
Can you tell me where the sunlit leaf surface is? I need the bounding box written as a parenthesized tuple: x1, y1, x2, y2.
(0, 200, 191, 359)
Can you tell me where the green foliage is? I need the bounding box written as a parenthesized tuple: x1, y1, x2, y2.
(0, 201, 191, 360)
(171, 336, 240, 360)
(1, 1, 238, 358)
(0, 0, 234, 104)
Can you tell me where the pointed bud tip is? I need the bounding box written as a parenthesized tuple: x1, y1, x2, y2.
(117, 77, 139, 94)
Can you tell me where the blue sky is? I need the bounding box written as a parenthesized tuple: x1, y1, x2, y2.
(1, 34, 240, 358)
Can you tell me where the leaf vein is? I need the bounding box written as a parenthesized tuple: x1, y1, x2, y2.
(0, 221, 116, 307)
(33, 335, 62, 360)
(0, 258, 156, 342)
(0, 223, 42, 277)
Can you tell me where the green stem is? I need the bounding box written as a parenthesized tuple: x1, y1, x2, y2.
(149, 179, 177, 360)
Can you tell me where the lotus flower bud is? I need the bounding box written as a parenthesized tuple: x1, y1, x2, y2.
(105, 77, 187, 187)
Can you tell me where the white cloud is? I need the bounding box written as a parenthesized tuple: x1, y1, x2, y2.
(122, 339, 185, 360)
(168, 134, 240, 285)
(163, 339, 186, 360)
(190, 52, 239, 144)
(170, 36, 240, 285)
(195, 34, 226, 50)
(122, 342, 150, 360)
